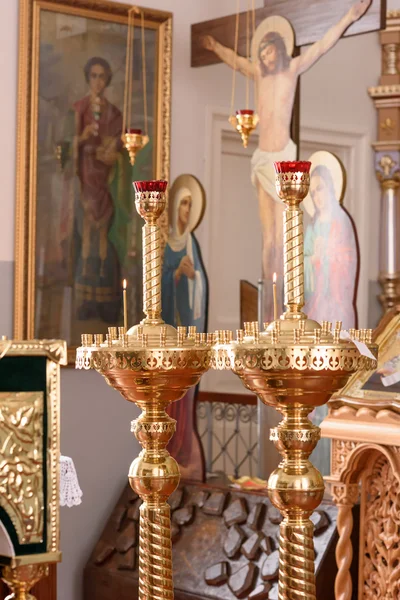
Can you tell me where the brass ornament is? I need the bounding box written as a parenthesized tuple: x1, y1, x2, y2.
(0, 340, 63, 597)
(121, 130, 149, 166)
(2, 563, 49, 600)
(0, 392, 44, 545)
(229, 111, 259, 148)
(76, 180, 211, 598)
(210, 161, 378, 600)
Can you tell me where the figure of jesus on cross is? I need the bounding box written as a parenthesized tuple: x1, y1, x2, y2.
(201, 0, 372, 317)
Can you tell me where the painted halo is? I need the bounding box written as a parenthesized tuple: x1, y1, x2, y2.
(169, 174, 206, 234)
(251, 15, 295, 63)
(303, 150, 346, 218)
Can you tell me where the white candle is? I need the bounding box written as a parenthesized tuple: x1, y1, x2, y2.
(123, 279, 128, 331)
(273, 272, 278, 323)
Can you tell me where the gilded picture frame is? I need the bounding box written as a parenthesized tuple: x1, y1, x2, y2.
(14, 0, 172, 364)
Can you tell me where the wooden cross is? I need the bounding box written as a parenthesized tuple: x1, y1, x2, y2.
(191, 0, 385, 68)
(192, 0, 385, 162)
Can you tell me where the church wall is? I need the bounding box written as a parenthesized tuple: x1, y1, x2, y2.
(0, 1, 397, 599)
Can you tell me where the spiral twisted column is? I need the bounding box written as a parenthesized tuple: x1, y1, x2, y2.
(129, 400, 179, 600)
(274, 162, 310, 321)
(143, 223, 162, 321)
(138, 504, 173, 600)
(134, 180, 167, 324)
(283, 206, 304, 314)
(278, 520, 315, 600)
(330, 483, 359, 600)
(268, 405, 324, 600)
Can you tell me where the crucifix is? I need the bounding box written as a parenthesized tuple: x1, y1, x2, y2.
(191, 0, 385, 321)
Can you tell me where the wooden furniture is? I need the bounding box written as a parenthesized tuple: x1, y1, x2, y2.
(84, 480, 340, 600)
(322, 307, 400, 600)
(0, 339, 65, 600)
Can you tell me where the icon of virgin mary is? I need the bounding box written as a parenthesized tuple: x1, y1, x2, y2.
(162, 178, 207, 331)
(161, 175, 208, 481)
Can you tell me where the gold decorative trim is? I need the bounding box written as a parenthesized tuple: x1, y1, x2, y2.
(0, 339, 67, 366)
(0, 392, 44, 545)
(46, 359, 60, 553)
(158, 16, 172, 243)
(270, 428, 320, 443)
(368, 84, 400, 97)
(76, 347, 211, 372)
(212, 344, 377, 372)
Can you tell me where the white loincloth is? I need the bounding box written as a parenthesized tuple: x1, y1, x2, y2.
(251, 139, 297, 202)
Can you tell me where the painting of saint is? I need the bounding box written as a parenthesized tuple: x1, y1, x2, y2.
(200, 0, 371, 319)
(62, 57, 123, 324)
(31, 8, 162, 354)
(161, 175, 208, 481)
(303, 151, 358, 330)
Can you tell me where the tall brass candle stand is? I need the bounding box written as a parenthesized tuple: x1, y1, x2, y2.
(76, 180, 211, 599)
(212, 161, 378, 600)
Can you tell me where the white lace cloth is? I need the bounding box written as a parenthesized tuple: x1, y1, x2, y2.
(60, 456, 83, 507)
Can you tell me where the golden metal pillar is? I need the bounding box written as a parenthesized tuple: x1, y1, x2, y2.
(76, 180, 211, 599)
(212, 161, 378, 600)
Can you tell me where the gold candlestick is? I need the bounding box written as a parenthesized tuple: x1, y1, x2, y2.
(272, 272, 278, 322)
(212, 161, 378, 600)
(122, 278, 128, 331)
(76, 180, 211, 599)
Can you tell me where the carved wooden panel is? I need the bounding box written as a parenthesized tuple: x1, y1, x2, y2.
(362, 455, 400, 598)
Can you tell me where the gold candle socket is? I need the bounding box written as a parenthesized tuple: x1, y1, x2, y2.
(76, 180, 211, 599)
(212, 161, 378, 600)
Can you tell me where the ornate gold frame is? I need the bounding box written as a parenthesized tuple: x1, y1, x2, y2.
(0, 339, 66, 560)
(13, 0, 172, 364)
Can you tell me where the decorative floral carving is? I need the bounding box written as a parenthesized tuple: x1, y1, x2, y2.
(363, 455, 400, 599)
(0, 392, 44, 544)
(331, 440, 358, 476)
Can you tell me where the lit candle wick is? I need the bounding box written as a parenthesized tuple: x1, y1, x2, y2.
(273, 273, 278, 323)
(123, 279, 128, 331)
